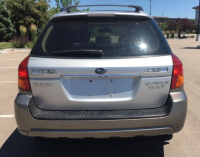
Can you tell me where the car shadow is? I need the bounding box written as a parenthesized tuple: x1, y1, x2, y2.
(0, 129, 172, 157)
(182, 47, 197, 49)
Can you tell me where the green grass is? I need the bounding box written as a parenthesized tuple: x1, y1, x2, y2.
(0, 42, 13, 50)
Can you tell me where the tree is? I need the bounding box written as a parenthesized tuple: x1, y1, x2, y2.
(160, 22, 168, 31)
(48, 7, 60, 17)
(55, 0, 80, 10)
(160, 18, 195, 36)
(167, 21, 177, 32)
(176, 18, 195, 33)
(48, 0, 89, 17)
(6, 0, 50, 34)
(189, 19, 195, 22)
(175, 18, 195, 37)
(0, 0, 16, 41)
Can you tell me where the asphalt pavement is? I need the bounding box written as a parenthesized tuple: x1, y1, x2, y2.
(0, 39, 199, 157)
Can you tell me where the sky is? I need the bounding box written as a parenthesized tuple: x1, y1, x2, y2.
(50, 0, 198, 19)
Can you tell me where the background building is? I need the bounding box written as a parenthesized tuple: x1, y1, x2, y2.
(193, 6, 200, 33)
(192, 6, 199, 26)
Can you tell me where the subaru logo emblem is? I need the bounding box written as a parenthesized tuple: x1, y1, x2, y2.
(95, 68, 107, 74)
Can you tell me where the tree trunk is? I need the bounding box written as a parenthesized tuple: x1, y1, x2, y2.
(178, 31, 181, 38)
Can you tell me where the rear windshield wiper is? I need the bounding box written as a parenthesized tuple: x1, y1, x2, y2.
(52, 50, 103, 56)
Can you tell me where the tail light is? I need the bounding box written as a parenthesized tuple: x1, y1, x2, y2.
(171, 54, 184, 89)
(18, 56, 31, 91)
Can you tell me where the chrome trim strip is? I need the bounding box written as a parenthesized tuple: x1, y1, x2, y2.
(61, 74, 141, 78)
(142, 75, 171, 78)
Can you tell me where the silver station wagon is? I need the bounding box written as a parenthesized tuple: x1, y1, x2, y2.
(15, 5, 187, 138)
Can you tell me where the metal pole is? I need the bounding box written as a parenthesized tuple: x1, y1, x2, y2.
(197, 0, 200, 41)
(198, 0, 200, 35)
(150, 0, 151, 15)
(149, 0, 153, 15)
(162, 13, 164, 30)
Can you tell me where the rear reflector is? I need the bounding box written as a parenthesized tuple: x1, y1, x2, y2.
(18, 56, 31, 91)
(171, 54, 184, 89)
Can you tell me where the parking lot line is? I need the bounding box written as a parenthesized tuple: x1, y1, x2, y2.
(0, 67, 18, 68)
(0, 115, 14, 118)
(0, 81, 17, 83)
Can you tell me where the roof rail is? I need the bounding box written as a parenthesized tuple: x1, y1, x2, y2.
(60, 5, 144, 13)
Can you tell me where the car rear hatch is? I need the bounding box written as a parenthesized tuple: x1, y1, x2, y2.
(28, 15, 173, 110)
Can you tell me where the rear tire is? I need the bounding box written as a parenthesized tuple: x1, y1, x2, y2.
(159, 134, 173, 141)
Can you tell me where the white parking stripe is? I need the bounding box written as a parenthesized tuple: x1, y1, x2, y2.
(0, 58, 22, 61)
(0, 67, 18, 68)
(0, 115, 14, 118)
(0, 81, 17, 83)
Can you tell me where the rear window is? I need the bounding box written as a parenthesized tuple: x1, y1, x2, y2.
(31, 17, 171, 58)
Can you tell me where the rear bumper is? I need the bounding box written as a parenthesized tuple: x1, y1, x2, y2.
(28, 96, 173, 120)
(19, 127, 175, 138)
(14, 91, 187, 138)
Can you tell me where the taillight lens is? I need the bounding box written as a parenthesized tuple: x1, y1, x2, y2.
(18, 56, 31, 91)
(171, 54, 184, 89)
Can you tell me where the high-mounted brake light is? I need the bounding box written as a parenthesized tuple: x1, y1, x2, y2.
(87, 13, 116, 17)
(171, 54, 184, 89)
(18, 56, 31, 91)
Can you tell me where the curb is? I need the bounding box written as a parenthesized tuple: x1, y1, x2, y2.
(0, 48, 31, 54)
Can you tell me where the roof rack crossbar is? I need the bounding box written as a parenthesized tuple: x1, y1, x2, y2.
(60, 5, 144, 13)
